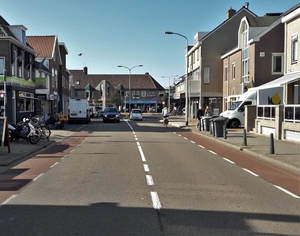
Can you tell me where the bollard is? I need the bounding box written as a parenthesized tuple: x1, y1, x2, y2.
(243, 129, 247, 146)
(223, 125, 227, 139)
(270, 133, 275, 154)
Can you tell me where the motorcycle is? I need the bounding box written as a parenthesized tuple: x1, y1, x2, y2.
(8, 118, 41, 144)
(45, 114, 65, 129)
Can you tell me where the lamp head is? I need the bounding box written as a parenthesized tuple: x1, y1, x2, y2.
(164, 31, 174, 35)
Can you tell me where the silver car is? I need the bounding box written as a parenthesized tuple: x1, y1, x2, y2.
(130, 109, 143, 121)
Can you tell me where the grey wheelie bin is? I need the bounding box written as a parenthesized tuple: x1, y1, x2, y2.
(202, 116, 213, 131)
(213, 117, 228, 137)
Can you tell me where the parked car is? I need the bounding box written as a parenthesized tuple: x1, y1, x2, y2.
(103, 107, 120, 123)
(130, 109, 143, 121)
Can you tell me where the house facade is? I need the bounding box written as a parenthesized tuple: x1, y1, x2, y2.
(26, 35, 69, 116)
(185, 4, 267, 118)
(221, 13, 284, 110)
(69, 68, 165, 112)
(0, 16, 37, 124)
(242, 4, 300, 142)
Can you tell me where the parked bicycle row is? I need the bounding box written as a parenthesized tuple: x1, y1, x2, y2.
(7, 114, 65, 145)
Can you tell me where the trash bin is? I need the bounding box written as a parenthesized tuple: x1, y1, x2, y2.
(213, 117, 228, 137)
(202, 116, 212, 131)
(210, 119, 215, 135)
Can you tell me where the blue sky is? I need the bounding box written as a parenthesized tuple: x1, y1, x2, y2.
(1, 0, 299, 87)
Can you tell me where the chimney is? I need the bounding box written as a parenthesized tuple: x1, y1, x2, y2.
(226, 7, 236, 19)
(83, 66, 88, 75)
(245, 2, 249, 9)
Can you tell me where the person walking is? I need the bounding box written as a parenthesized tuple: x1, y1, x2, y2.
(196, 106, 204, 129)
(204, 106, 211, 116)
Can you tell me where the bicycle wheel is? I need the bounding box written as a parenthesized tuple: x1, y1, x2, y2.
(40, 126, 51, 140)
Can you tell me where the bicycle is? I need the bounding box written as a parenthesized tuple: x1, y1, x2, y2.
(163, 116, 169, 127)
(31, 115, 51, 140)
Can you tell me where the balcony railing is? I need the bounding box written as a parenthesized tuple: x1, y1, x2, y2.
(257, 104, 300, 123)
(284, 105, 300, 123)
(257, 105, 276, 121)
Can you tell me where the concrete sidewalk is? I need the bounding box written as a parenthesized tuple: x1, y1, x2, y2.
(169, 116, 300, 174)
(0, 130, 73, 168)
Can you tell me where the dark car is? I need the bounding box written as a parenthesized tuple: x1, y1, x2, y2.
(103, 107, 120, 123)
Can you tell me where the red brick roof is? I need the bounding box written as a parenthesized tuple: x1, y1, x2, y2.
(26, 35, 56, 58)
(70, 69, 164, 90)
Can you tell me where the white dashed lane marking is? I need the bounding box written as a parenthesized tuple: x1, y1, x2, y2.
(174, 131, 299, 199)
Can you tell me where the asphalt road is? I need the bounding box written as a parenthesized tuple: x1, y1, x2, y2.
(0, 115, 299, 235)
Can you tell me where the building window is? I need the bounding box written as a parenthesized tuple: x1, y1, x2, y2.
(132, 91, 135, 99)
(0, 58, 4, 75)
(141, 91, 146, 97)
(272, 53, 283, 74)
(224, 66, 228, 82)
(136, 91, 140, 99)
(19, 92, 34, 112)
(21, 29, 26, 44)
(292, 34, 298, 63)
(204, 67, 210, 84)
(232, 63, 236, 80)
(242, 58, 250, 82)
(12, 51, 17, 76)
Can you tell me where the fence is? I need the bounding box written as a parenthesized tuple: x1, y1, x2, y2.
(284, 104, 300, 123)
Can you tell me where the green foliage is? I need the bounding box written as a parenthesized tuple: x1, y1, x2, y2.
(107, 89, 122, 107)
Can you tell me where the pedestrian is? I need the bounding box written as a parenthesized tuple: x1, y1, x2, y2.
(204, 106, 211, 116)
(44, 113, 50, 121)
(196, 106, 204, 128)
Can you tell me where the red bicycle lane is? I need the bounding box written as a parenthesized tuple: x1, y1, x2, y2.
(0, 131, 90, 204)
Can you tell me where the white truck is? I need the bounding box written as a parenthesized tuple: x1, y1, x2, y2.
(220, 86, 283, 128)
(68, 98, 91, 124)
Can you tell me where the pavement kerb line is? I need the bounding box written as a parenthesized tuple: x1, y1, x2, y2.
(184, 125, 300, 175)
(4, 140, 56, 167)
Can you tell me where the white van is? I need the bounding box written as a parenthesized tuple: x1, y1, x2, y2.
(220, 87, 283, 128)
(68, 98, 91, 124)
(89, 105, 98, 118)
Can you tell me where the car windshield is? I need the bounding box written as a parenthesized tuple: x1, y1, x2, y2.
(228, 101, 242, 110)
(132, 110, 141, 113)
(105, 108, 118, 112)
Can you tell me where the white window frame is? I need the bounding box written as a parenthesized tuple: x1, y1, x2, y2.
(242, 59, 250, 83)
(271, 53, 284, 74)
(232, 63, 236, 80)
(292, 34, 298, 63)
(141, 91, 146, 97)
(224, 66, 228, 82)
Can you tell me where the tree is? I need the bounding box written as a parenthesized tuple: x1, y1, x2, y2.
(107, 89, 122, 107)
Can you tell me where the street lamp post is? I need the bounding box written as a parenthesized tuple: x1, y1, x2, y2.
(117, 64, 143, 116)
(161, 75, 178, 110)
(165, 31, 189, 125)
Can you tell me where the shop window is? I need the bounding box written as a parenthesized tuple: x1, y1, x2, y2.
(18, 92, 34, 112)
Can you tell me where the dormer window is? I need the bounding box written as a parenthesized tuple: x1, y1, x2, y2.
(21, 29, 26, 44)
